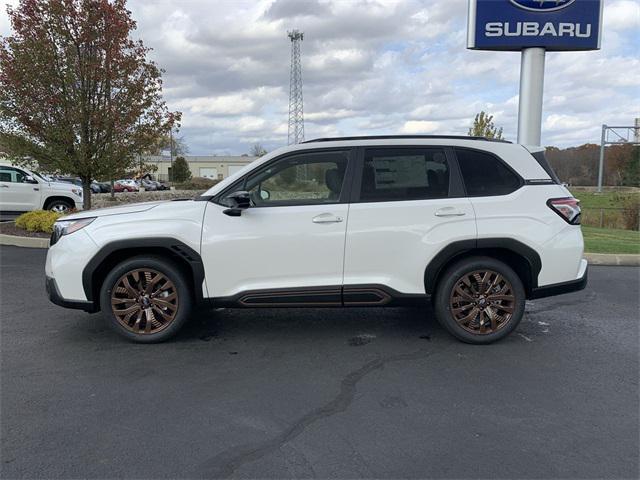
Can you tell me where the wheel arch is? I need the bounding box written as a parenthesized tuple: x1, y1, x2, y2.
(82, 238, 206, 310)
(425, 239, 542, 298)
(43, 196, 75, 210)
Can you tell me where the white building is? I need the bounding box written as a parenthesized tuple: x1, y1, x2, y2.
(145, 155, 258, 181)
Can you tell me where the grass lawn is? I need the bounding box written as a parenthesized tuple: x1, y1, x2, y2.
(582, 226, 640, 254)
(572, 189, 640, 209)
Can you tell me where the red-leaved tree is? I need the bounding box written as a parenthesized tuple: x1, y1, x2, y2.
(0, 0, 180, 208)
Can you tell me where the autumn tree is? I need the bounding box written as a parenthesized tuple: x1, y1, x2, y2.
(0, 0, 180, 208)
(469, 111, 504, 140)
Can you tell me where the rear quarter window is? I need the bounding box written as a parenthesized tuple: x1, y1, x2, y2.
(456, 148, 522, 197)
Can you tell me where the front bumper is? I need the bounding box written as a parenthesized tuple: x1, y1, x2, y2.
(46, 276, 97, 313)
(530, 263, 588, 300)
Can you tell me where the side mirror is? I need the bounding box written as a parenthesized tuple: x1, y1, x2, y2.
(223, 190, 251, 217)
(23, 175, 38, 184)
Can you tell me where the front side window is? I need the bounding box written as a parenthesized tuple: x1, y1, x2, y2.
(0, 167, 25, 183)
(456, 149, 521, 197)
(227, 151, 349, 207)
(359, 148, 450, 202)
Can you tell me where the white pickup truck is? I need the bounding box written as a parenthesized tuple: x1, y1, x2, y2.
(0, 163, 84, 213)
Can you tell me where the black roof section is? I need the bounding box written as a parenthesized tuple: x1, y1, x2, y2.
(302, 135, 512, 144)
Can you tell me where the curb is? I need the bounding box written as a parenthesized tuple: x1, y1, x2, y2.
(1, 234, 639, 266)
(0, 234, 49, 249)
(584, 252, 640, 267)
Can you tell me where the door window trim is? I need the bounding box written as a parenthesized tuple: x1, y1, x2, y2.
(349, 146, 466, 203)
(213, 147, 357, 208)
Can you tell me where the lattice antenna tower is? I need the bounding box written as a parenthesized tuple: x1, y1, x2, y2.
(287, 30, 305, 145)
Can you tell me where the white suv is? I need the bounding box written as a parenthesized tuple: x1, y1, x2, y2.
(0, 164, 84, 213)
(45, 136, 587, 344)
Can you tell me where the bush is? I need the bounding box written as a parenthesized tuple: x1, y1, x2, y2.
(619, 194, 640, 231)
(174, 176, 218, 190)
(15, 210, 63, 233)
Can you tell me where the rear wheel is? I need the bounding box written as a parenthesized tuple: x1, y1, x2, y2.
(100, 256, 192, 343)
(434, 256, 525, 344)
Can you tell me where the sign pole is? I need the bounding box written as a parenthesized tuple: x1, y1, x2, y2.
(517, 47, 546, 146)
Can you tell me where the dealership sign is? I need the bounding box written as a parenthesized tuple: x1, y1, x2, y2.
(468, 0, 603, 51)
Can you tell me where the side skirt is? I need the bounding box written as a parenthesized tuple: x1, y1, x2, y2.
(211, 284, 429, 308)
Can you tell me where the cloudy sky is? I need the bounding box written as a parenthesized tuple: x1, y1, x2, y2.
(2, 0, 639, 154)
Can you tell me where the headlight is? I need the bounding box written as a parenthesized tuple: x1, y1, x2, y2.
(51, 217, 95, 245)
(71, 188, 82, 197)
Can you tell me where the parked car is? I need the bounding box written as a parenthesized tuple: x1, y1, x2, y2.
(52, 176, 83, 187)
(45, 135, 586, 344)
(90, 180, 111, 194)
(140, 178, 158, 191)
(113, 179, 139, 193)
(0, 164, 83, 213)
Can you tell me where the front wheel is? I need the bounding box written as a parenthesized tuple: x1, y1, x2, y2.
(433, 256, 525, 344)
(100, 256, 192, 343)
(47, 199, 74, 213)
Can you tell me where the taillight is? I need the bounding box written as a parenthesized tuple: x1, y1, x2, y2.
(547, 197, 581, 225)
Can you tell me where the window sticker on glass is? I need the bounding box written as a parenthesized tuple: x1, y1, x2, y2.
(372, 156, 428, 190)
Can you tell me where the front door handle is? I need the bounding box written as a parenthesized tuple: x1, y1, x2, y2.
(435, 207, 466, 217)
(0, 184, 8, 188)
(312, 213, 343, 224)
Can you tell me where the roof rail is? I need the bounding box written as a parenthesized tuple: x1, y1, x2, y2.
(301, 135, 512, 144)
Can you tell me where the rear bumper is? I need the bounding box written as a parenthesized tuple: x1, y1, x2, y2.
(530, 263, 588, 299)
(46, 276, 97, 313)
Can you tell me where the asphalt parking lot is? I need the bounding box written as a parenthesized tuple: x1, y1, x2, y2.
(1, 245, 638, 479)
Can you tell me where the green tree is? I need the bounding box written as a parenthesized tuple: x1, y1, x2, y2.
(0, 0, 180, 208)
(468, 111, 504, 140)
(171, 156, 191, 182)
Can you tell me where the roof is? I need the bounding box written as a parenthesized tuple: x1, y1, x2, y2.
(302, 135, 511, 144)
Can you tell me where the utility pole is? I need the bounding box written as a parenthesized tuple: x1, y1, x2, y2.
(169, 127, 174, 182)
(287, 30, 305, 145)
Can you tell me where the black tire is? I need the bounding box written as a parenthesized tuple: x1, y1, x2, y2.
(433, 256, 525, 344)
(100, 256, 193, 343)
(46, 199, 74, 213)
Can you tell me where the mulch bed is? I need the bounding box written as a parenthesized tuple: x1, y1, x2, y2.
(0, 222, 50, 238)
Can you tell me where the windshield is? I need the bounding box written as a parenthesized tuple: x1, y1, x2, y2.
(32, 171, 50, 182)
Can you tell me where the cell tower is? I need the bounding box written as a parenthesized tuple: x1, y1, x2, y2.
(287, 29, 305, 145)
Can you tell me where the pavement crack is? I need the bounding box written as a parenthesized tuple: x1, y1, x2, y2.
(195, 347, 438, 478)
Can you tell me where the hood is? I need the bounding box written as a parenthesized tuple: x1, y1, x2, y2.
(47, 181, 80, 191)
(62, 200, 167, 220)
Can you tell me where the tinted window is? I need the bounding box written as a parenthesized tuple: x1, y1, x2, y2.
(359, 148, 449, 202)
(456, 149, 521, 196)
(0, 167, 25, 183)
(224, 151, 349, 207)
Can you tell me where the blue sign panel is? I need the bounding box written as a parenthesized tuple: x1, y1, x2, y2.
(468, 0, 603, 51)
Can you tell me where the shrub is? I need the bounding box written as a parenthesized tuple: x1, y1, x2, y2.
(619, 194, 640, 231)
(15, 210, 63, 233)
(174, 176, 218, 190)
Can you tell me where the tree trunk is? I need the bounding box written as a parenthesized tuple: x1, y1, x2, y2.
(82, 177, 92, 210)
(110, 179, 115, 199)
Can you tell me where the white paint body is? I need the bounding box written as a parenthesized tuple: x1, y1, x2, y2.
(46, 138, 585, 302)
(0, 163, 84, 212)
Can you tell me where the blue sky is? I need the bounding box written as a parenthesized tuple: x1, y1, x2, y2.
(2, 0, 639, 154)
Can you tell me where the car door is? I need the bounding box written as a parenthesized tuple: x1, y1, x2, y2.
(0, 166, 39, 211)
(343, 146, 477, 297)
(201, 149, 354, 303)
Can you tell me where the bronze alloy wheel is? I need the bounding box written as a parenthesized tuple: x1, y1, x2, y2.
(110, 268, 179, 335)
(449, 269, 516, 335)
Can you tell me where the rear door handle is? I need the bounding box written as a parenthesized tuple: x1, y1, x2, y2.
(312, 213, 343, 224)
(435, 207, 466, 217)
(0, 184, 8, 188)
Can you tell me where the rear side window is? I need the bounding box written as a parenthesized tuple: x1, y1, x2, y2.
(360, 148, 449, 202)
(456, 149, 521, 197)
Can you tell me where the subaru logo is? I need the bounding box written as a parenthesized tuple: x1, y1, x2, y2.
(509, 0, 576, 11)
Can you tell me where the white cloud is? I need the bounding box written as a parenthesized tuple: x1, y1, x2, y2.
(0, 0, 637, 153)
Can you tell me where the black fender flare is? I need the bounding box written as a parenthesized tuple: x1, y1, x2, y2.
(424, 238, 542, 295)
(82, 238, 205, 305)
